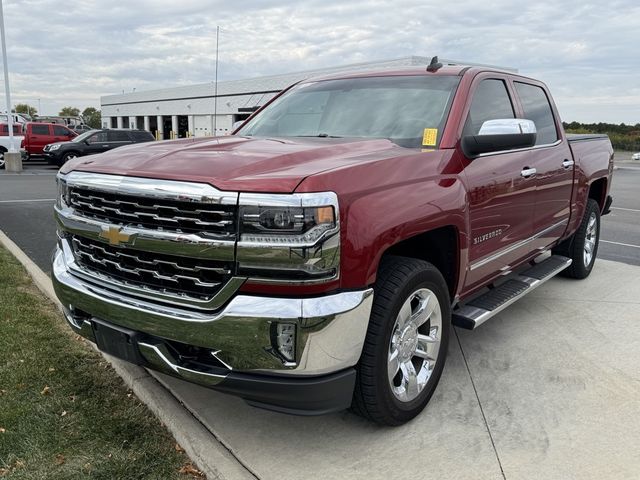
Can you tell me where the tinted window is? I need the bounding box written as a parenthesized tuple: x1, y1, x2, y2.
(514, 82, 558, 145)
(130, 130, 154, 142)
(53, 125, 71, 136)
(32, 124, 50, 135)
(87, 132, 108, 143)
(107, 130, 131, 142)
(463, 79, 514, 136)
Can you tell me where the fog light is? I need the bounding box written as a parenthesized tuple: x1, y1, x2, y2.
(276, 323, 296, 362)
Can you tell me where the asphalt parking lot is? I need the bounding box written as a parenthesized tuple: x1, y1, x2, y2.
(1, 156, 639, 479)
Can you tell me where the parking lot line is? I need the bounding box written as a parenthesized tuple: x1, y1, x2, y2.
(601, 239, 640, 249)
(611, 206, 640, 213)
(0, 198, 56, 204)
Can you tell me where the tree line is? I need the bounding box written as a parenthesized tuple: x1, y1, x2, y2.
(563, 121, 640, 151)
(13, 103, 102, 129)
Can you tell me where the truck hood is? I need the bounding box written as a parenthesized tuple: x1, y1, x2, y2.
(62, 136, 407, 193)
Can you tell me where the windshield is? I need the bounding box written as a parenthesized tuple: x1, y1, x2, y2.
(72, 130, 98, 143)
(238, 75, 460, 148)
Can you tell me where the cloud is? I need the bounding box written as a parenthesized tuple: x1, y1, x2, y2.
(2, 0, 639, 123)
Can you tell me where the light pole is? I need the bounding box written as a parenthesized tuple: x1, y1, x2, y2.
(38, 98, 41, 116)
(0, 0, 16, 153)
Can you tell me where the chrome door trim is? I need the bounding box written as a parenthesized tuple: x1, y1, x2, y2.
(562, 159, 575, 168)
(475, 139, 562, 158)
(469, 220, 567, 271)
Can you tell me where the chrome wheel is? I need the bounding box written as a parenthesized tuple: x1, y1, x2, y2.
(0, 152, 4, 168)
(388, 288, 442, 403)
(583, 212, 598, 267)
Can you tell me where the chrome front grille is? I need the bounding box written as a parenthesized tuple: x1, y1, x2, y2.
(68, 186, 237, 237)
(71, 235, 233, 300)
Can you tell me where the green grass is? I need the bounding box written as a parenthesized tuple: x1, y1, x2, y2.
(0, 247, 201, 479)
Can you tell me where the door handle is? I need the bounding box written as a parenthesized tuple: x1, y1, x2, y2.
(520, 167, 537, 178)
(562, 159, 575, 169)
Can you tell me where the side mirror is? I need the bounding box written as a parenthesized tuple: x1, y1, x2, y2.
(462, 119, 537, 157)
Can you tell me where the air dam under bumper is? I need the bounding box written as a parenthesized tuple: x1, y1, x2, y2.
(52, 246, 373, 414)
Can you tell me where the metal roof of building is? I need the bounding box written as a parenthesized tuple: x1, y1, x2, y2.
(101, 56, 516, 106)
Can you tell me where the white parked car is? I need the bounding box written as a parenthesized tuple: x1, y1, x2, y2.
(0, 135, 26, 169)
(632, 152, 640, 161)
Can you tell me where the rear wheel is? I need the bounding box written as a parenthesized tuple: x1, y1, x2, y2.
(352, 256, 450, 426)
(0, 147, 6, 169)
(553, 198, 601, 279)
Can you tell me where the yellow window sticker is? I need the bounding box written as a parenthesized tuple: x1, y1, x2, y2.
(422, 128, 438, 147)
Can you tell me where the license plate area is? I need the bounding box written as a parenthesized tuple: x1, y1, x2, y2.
(92, 319, 144, 365)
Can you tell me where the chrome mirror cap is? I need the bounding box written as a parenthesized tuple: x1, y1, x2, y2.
(478, 119, 536, 136)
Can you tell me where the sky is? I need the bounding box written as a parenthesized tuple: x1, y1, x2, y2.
(3, 0, 639, 124)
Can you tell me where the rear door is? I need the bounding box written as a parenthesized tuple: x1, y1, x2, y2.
(106, 130, 133, 150)
(28, 124, 52, 154)
(511, 81, 574, 250)
(459, 76, 536, 291)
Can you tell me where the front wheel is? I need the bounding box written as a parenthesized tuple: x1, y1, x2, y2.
(60, 152, 79, 166)
(0, 148, 6, 169)
(553, 198, 601, 279)
(352, 256, 450, 426)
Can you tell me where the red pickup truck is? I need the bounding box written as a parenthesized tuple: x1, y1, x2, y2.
(52, 62, 613, 425)
(22, 122, 76, 156)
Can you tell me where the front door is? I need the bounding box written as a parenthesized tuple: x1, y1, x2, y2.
(459, 77, 536, 292)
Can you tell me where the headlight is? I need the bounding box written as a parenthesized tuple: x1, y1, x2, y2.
(56, 175, 69, 208)
(237, 192, 340, 283)
(50, 144, 61, 151)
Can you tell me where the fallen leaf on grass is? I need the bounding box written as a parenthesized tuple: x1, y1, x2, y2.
(41, 386, 51, 395)
(0, 389, 6, 396)
(0, 467, 8, 476)
(61, 411, 67, 417)
(48, 367, 56, 372)
(179, 463, 204, 478)
(175, 443, 185, 453)
(55, 454, 65, 465)
(0, 427, 5, 433)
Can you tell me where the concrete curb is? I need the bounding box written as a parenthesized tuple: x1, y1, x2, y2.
(0, 229, 256, 480)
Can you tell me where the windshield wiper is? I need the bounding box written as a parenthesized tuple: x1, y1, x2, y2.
(295, 133, 343, 138)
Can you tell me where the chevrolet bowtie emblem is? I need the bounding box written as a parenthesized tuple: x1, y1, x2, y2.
(99, 226, 134, 246)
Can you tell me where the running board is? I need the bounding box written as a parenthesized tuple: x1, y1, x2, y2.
(452, 255, 572, 330)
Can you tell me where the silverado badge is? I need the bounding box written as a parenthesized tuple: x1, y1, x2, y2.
(99, 226, 134, 246)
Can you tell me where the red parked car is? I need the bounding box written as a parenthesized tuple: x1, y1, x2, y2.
(22, 122, 76, 156)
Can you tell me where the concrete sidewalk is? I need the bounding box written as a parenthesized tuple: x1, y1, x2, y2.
(155, 259, 640, 480)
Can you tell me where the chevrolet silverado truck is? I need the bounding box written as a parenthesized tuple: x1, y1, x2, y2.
(52, 63, 613, 425)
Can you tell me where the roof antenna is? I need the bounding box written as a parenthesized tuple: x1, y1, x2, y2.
(426, 55, 443, 72)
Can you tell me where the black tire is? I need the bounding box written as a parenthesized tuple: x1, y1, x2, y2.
(60, 151, 80, 166)
(552, 198, 601, 279)
(0, 147, 6, 169)
(352, 256, 451, 426)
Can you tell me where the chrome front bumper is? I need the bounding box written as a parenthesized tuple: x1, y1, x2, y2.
(52, 246, 373, 381)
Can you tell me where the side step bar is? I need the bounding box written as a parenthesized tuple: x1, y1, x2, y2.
(453, 255, 572, 330)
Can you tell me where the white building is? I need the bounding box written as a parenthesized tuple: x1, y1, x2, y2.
(100, 56, 515, 139)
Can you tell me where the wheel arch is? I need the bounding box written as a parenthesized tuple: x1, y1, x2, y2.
(379, 225, 460, 299)
(588, 177, 608, 212)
